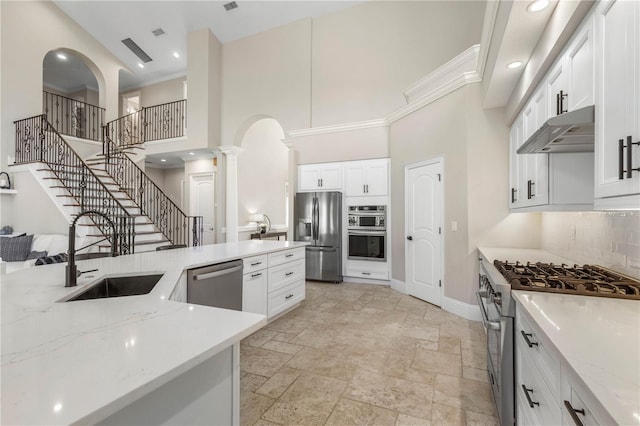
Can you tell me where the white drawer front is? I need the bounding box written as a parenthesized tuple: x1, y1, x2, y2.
(243, 254, 268, 274)
(268, 280, 305, 318)
(516, 308, 561, 398)
(561, 365, 615, 426)
(345, 268, 389, 280)
(268, 248, 305, 268)
(268, 259, 304, 293)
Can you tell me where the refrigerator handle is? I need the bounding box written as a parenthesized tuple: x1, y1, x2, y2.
(313, 196, 320, 240)
(311, 197, 317, 240)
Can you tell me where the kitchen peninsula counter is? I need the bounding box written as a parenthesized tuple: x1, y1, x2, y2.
(478, 247, 640, 425)
(1, 240, 307, 425)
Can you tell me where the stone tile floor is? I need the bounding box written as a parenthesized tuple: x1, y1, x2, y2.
(240, 281, 498, 426)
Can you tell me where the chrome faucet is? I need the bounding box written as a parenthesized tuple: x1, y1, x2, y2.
(66, 210, 118, 287)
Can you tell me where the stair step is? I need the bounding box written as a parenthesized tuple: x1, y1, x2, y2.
(56, 194, 129, 201)
(99, 238, 169, 248)
(87, 230, 160, 237)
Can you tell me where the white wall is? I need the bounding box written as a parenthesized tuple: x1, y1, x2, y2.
(237, 118, 287, 227)
(541, 212, 640, 279)
(145, 166, 184, 209)
(139, 77, 185, 108)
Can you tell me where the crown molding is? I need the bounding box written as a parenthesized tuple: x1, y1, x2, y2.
(285, 45, 482, 138)
(477, 4, 499, 80)
(217, 145, 244, 156)
(287, 118, 388, 138)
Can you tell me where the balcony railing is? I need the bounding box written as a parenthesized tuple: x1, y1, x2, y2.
(43, 91, 105, 142)
(106, 99, 186, 149)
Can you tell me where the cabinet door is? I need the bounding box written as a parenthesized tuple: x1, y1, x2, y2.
(566, 16, 595, 112)
(546, 61, 568, 118)
(318, 165, 342, 190)
(364, 160, 388, 196)
(298, 166, 321, 191)
(243, 271, 267, 315)
(595, 0, 640, 199)
(510, 116, 524, 208)
(345, 163, 366, 196)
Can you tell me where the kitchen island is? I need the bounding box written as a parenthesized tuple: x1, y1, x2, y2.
(1, 240, 307, 425)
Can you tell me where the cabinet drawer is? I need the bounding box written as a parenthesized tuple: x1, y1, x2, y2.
(243, 254, 267, 274)
(516, 308, 561, 397)
(561, 366, 614, 426)
(268, 248, 304, 268)
(517, 345, 561, 426)
(345, 268, 389, 280)
(268, 279, 305, 318)
(268, 259, 304, 293)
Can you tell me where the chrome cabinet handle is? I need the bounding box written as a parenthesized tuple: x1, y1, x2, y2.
(619, 138, 625, 180)
(511, 188, 517, 203)
(250, 261, 262, 266)
(522, 385, 540, 408)
(618, 136, 639, 179)
(527, 180, 533, 199)
(521, 330, 538, 347)
(251, 272, 262, 278)
(285, 294, 294, 299)
(564, 400, 586, 426)
(285, 271, 294, 276)
(285, 253, 294, 258)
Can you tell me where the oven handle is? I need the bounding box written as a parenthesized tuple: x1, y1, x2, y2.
(348, 230, 386, 236)
(476, 291, 500, 330)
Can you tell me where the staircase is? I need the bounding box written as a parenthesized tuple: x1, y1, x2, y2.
(13, 104, 200, 255)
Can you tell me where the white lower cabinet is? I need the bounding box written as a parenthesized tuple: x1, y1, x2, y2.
(516, 304, 614, 426)
(267, 247, 305, 319)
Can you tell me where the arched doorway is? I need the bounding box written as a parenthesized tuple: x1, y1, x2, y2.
(237, 117, 288, 239)
(42, 49, 104, 141)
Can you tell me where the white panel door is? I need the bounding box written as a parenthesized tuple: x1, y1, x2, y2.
(318, 164, 342, 190)
(190, 174, 215, 245)
(510, 116, 524, 208)
(546, 61, 568, 118)
(365, 161, 388, 196)
(406, 160, 442, 307)
(345, 163, 366, 196)
(298, 166, 321, 191)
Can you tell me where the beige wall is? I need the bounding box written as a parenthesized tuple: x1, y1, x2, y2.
(311, 1, 485, 127)
(145, 166, 184, 209)
(222, 19, 312, 146)
(237, 119, 288, 227)
(139, 77, 185, 108)
(541, 212, 640, 279)
(293, 126, 389, 166)
(390, 84, 541, 305)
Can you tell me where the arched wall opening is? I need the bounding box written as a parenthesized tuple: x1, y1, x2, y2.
(42, 48, 104, 141)
(237, 117, 288, 234)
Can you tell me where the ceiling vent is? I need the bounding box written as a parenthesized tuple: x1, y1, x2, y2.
(121, 38, 153, 63)
(224, 1, 238, 11)
(151, 28, 165, 37)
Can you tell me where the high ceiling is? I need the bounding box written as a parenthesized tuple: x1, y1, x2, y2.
(53, 1, 364, 91)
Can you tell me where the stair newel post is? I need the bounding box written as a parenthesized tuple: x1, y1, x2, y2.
(39, 115, 46, 163)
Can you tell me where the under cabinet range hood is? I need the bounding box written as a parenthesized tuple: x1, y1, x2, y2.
(517, 105, 595, 154)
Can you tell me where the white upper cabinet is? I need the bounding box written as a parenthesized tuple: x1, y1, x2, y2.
(519, 89, 550, 208)
(510, 116, 525, 208)
(566, 17, 595, 112)
(594, 0, 640, 203)
(298, 163, 342, 192)
(546, 61, 568, 118)
(345, 159, 389, 197)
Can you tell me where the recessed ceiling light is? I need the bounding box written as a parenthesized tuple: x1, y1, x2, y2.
(527, 0, 549, 13)
(160, 159, 166, 162)
(507, 61, 523, 69)
(56, 53, 67, 60)
(173, 52, 180, 59)
(189, 152, 195, 155)
(137, 63, 144, 69)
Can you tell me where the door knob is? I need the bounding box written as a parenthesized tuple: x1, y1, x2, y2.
(407, 236, 413, 241)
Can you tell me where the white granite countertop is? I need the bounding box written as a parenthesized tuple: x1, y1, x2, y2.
(478, 247, 640, 425)
(1, 240, 306, 425)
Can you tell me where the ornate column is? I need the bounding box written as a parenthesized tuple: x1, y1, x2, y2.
(217, 145, 244, 242)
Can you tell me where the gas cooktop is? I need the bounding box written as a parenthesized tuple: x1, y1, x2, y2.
(493, 260, 640, 300)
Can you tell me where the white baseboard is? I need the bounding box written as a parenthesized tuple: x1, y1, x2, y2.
(390, 278, 406, 294)
(442, 296, 482, 322)
(342, 276, 390, 286)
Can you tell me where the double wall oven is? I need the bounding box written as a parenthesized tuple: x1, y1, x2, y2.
(347, 205, 386, 262)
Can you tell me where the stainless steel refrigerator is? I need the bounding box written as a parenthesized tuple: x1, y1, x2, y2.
(294, 191, 343, 283)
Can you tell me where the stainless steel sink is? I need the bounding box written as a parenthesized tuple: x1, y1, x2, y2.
(63, 274, 164, 302)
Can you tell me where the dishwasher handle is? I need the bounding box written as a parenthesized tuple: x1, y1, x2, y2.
(192, 265, 243, 281)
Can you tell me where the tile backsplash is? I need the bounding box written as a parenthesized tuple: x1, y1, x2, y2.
(541, 211, 640, 279)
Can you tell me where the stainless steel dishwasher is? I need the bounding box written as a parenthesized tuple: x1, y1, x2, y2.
(187, 259, 244, 310)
